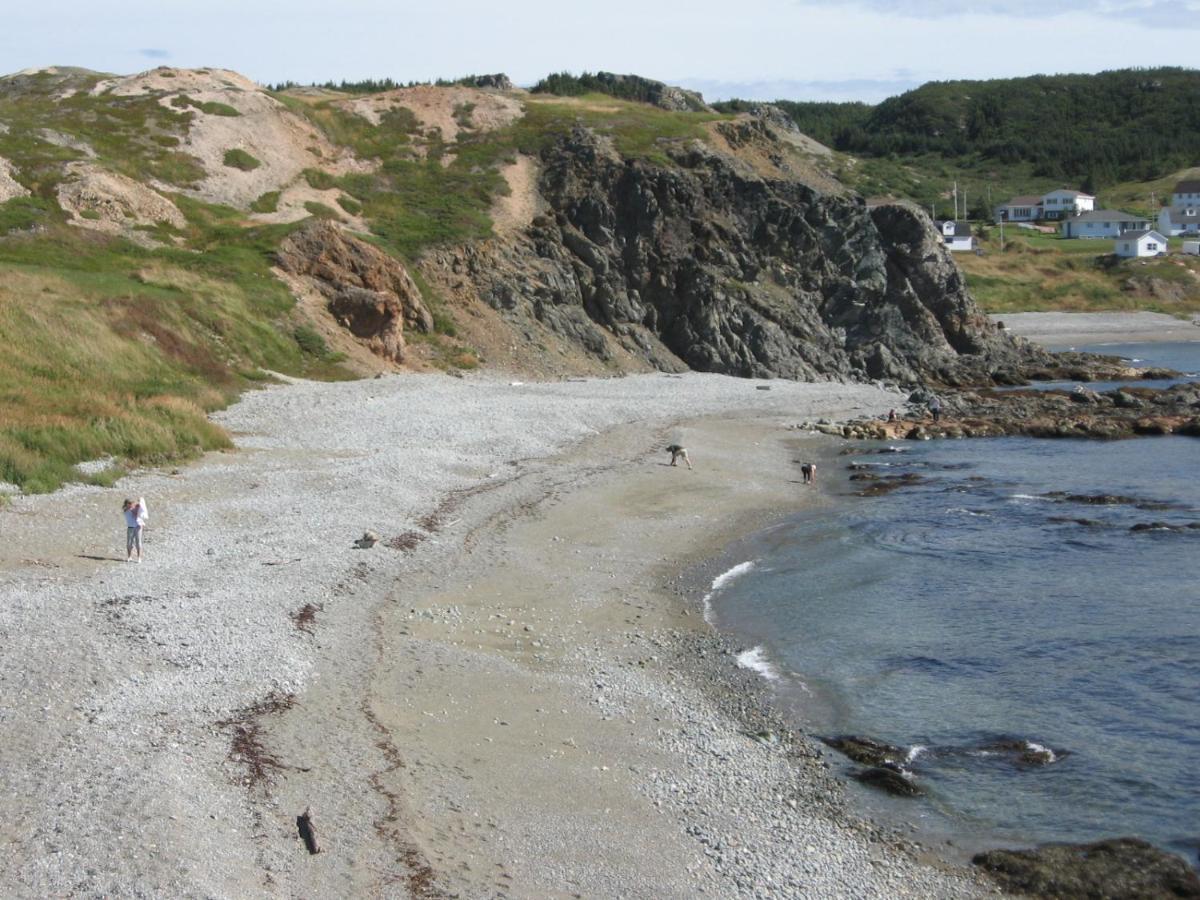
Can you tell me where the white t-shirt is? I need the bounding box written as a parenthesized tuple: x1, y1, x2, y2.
(123, 499, 148, 528)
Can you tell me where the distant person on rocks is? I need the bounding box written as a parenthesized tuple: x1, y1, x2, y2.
(122, 496, 148, 563)
(928, 395, 942, 424)
(666, 444, 693, 470)
(887, 408, 897, 423)
(801, 463, 817, 485)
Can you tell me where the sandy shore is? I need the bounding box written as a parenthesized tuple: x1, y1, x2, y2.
(992, 311, 1200, 347)
(0, 372, 999, 897)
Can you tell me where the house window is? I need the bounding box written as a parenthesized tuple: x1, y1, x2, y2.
(1147, 242, 1158, 251)
(1123, 244, 1131, 252)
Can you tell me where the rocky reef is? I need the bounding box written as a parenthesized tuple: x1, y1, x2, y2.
(802, 382, 1200, 441)
(974, 838, 1200, 899)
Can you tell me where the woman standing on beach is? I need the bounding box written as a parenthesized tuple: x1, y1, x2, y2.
(122, 496, 148, 563)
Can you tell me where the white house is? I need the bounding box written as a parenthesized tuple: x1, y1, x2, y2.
(1040, 189, 1096, 220)
(1183, 240, 1200, 256)
(1171, 180, 1200, 208)
(1114, 229, 1167, 258)
(934, 220, 975, 251)
(997, 189, 1096, 222)
(1157, 205, 1200, 236)
(1061, 209, 1152, 239)
(996, 195, 1042, 222)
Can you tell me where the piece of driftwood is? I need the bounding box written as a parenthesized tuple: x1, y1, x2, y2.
(297, 806, 321, 855)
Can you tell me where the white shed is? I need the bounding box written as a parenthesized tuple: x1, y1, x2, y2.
(1183, 240, 1200, 256)
(1114, 229, 1167, 258)
(934, 220, 975, 252)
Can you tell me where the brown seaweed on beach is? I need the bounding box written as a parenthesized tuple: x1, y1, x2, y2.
(216, 692, 298, 791)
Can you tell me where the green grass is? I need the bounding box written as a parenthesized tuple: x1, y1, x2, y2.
(959, 231, 1200, 315)
(336, 194, 362, 215)
(0, 193, 355, 494)
(222, 148, 261, 171)
(170, 95, 240, 117)
(303, 201, 339, 219)
(249, 191, 280, 213)
(303, 167, 337, 190)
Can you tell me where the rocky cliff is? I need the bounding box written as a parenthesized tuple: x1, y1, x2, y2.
(431, 122, 1058, 387)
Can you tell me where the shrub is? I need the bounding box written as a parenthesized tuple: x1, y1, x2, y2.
(293, 324, 329, 357)
(303, 168, 337, 190)
(336, 194, 362, 214)
(303, 201, 339, 219)
(249, 191, 280, 213)
(223, 148, 261, 171)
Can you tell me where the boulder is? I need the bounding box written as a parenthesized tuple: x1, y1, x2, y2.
(973, 838, 1200, 899)
(821, 735, 905, 767)
(853, 765, 922, 797)
(277, 222, 433, 363)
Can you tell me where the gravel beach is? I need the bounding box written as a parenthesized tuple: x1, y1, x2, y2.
(992, 311, 1200, 347)
(0, 372, 1003, 898)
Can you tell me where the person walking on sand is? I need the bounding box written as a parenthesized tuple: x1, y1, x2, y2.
(122, 496, 148, 563)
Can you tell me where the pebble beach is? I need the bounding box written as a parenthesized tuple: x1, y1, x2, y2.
(0, 371, 1005, 898)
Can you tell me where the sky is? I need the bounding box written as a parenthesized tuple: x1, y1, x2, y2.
(3, 0, 1198, 103)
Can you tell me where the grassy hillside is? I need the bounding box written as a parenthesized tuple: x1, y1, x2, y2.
(716, 68, 1200, 214)
(956, 229, 1200, 316)
(0, 69, 729, 496)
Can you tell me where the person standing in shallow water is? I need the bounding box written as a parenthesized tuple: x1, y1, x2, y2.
(122, 496, 148, 562)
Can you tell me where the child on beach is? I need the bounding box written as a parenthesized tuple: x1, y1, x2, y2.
(122, 497, 148, 563)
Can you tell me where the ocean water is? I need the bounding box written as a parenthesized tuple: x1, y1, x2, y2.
(709, 342, 1200, 863)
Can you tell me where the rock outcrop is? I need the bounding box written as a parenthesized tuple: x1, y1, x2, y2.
(435, 127, 1057, 387)
(277, 222, 433, 362)
(812, 382, 1200, 441)
(974, 838, 1200, 899)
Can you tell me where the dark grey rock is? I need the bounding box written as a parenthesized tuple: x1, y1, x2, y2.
(973, 837, 1200, 899)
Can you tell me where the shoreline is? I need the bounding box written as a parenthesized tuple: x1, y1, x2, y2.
(991, 311, 1200, 348)
(0, 372, 1003, 897)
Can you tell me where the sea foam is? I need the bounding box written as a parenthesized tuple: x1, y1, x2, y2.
(736, 646, 779, 681)
(701, 560, 755, 623)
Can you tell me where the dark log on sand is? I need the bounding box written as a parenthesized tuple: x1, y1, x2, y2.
(297, 806, 321, 855)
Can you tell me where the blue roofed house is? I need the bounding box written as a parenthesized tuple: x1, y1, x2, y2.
(1060, 209, 1152, 239)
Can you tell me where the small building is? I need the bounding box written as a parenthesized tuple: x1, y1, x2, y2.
(1170, 180, 1200, 208)
(996, 195, 1042, 222)
(1183, 240, 1200, 256)
(1061, 209, 1152, 239)
(1157, 205, 1200, 236)
(934, 220, 975, 251)
(1040, 189, 1096, 220)
(1114, 229, 1167, 258)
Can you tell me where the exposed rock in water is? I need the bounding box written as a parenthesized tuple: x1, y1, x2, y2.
(430, 126, 1071, 386)
(1130, 521, 1200, 533)
(820, 383, 1200, 442)
(821, 735, 905, 767)
(277, 222, 433, 363)
(972, 737, 1069, 768)
(853, 765, 922, 797)
(852, 472, 926, 496)
(974, 838, 1200, 899)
